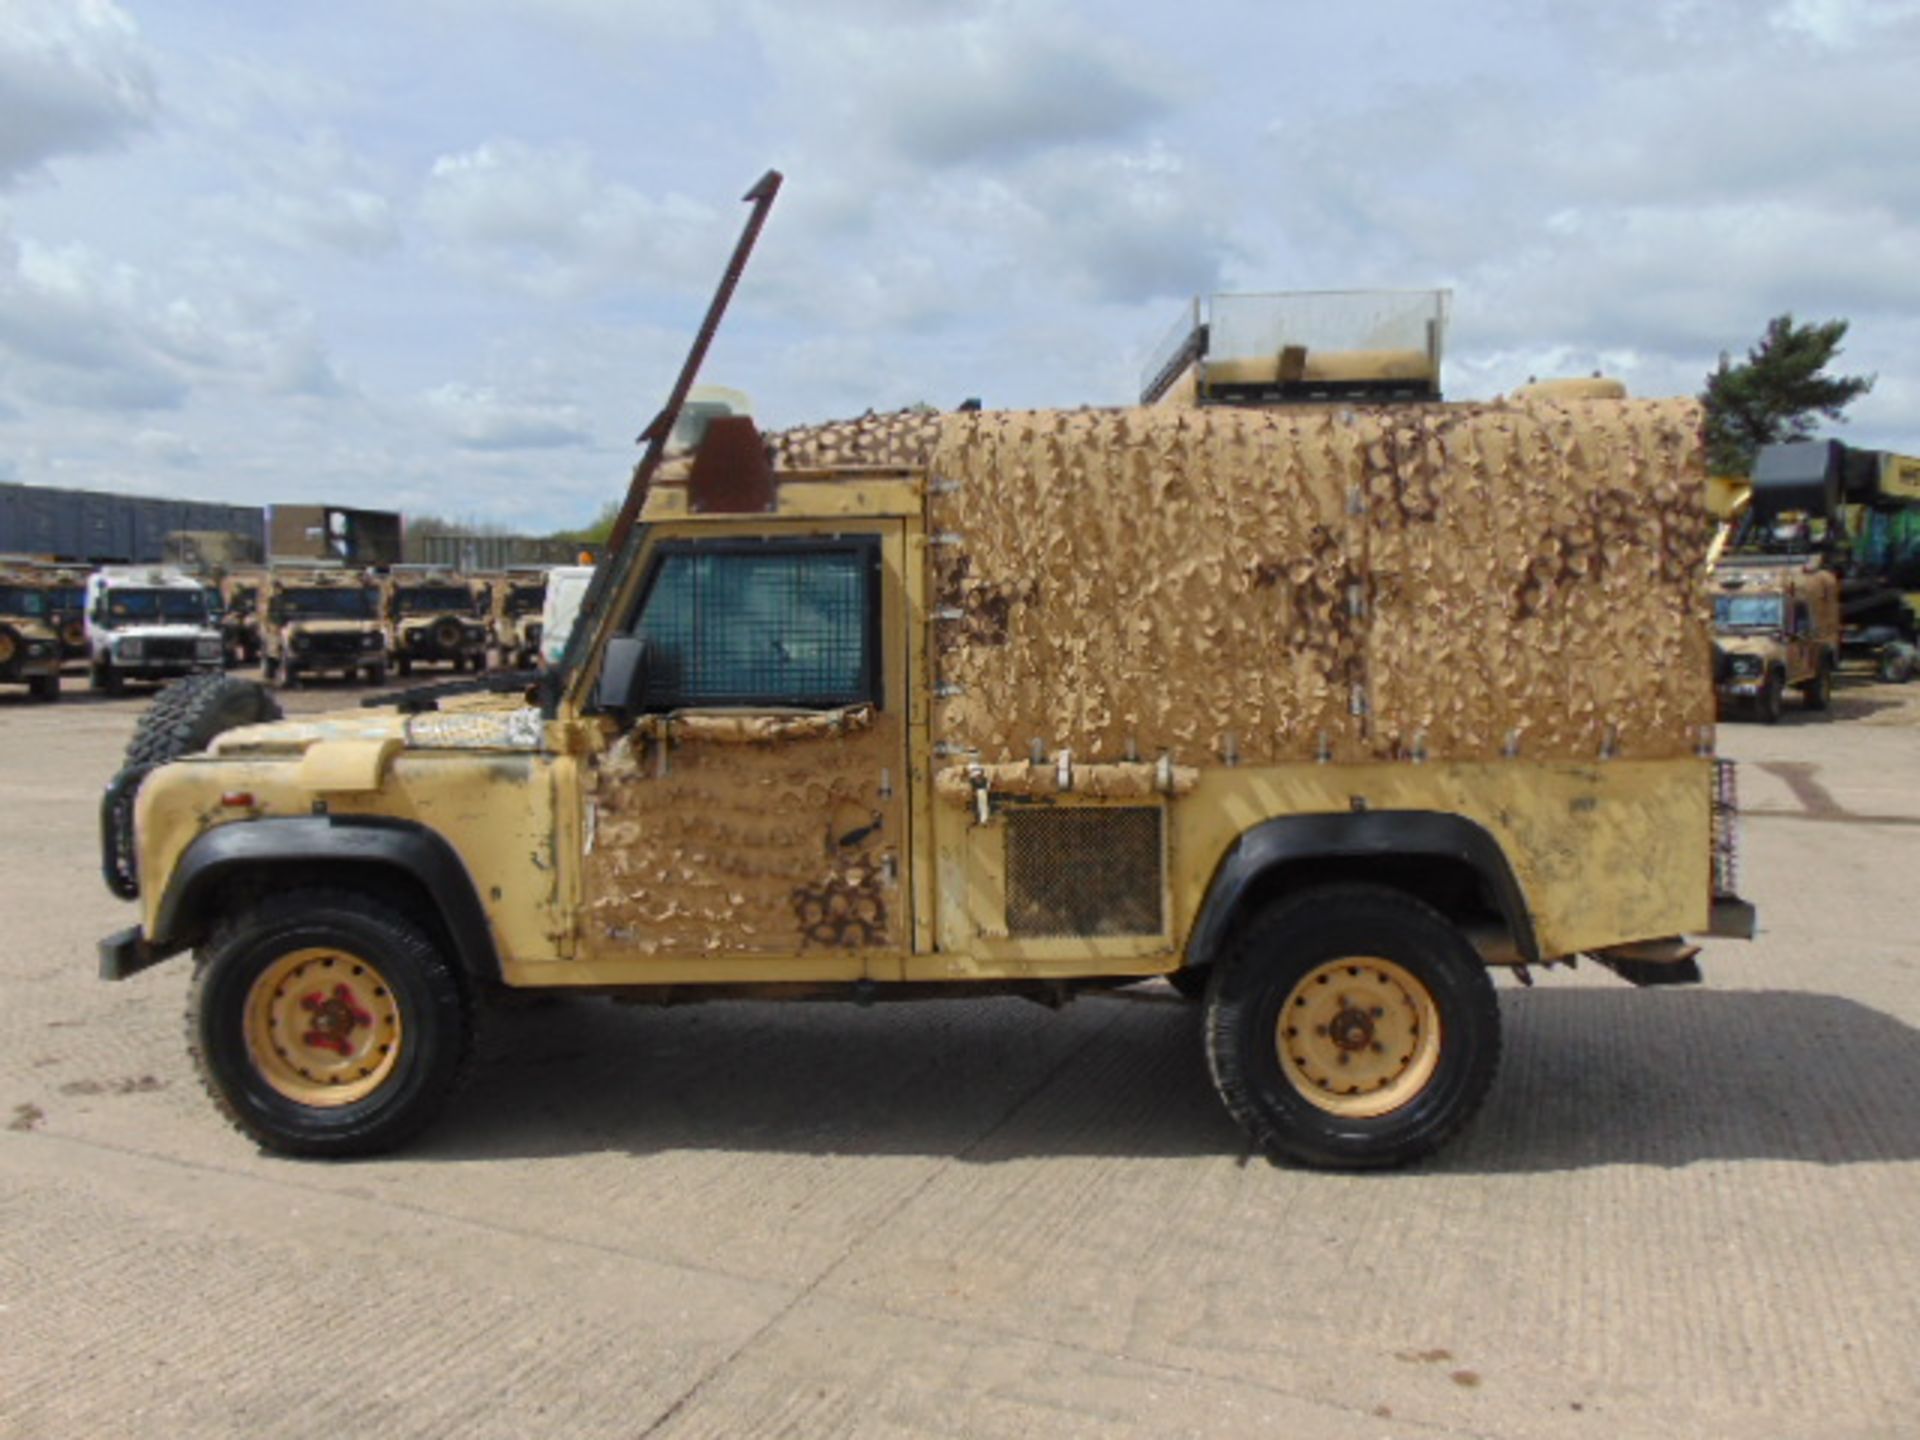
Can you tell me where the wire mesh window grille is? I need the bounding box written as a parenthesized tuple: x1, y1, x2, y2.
(634, 542, 876, 708)
(1005, 806, 1165, 937)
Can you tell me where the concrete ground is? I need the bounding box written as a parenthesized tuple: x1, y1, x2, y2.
(3, 668, 1919, 1438)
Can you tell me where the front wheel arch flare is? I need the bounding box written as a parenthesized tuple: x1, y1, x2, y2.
(152, 817, 503, 988)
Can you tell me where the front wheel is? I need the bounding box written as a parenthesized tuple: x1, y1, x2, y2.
(1203, 885, 1501, 1169)
(1757, 669, 1785, 724)
(28, 671, 59, 702)
(187, 888, 472, 1157)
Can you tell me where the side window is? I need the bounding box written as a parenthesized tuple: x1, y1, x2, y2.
(632, 540, 878, 710)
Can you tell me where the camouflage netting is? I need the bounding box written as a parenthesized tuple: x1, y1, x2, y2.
(912, 399, 1713, 766)
(768, 408, 947, 471)
(583, 714, 901, 954)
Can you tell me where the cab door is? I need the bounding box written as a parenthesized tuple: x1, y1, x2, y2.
(577, 524, 909, 979)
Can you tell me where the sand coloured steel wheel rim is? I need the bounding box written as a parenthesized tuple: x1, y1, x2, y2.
(242, 947, 403, 1107)
(1276, 956, 1443, 1118)
(0, 630, 15, 665)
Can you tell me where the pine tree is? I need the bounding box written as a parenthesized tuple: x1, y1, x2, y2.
(1702, 315, 1874, 475)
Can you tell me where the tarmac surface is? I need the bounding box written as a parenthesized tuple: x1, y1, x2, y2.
(3, 669, 1920, 1438)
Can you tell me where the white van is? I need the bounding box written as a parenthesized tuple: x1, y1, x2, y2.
(85, 566, 224, 693)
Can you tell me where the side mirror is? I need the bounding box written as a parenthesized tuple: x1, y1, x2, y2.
(596, 635, 650, 720)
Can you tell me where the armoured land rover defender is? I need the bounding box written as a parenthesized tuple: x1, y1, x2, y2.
(85, 566, 224, 693)
(1711, 562, 1839, 721)
(220, 570, 266, 668)
(384, 568, 488, 676)
(488, 567, 549, 670)
(260, 567, 387, 688)
(97, 174, 1752, 1169)
(0, 565, 64, 700)
(38, 563, 92, 665)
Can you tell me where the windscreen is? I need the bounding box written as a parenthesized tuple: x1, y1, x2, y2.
(506, 583, 546, 615)
(0, 586, 49, 618)
(283, 587, 376, 619)
(100, 589, 212, 624)
(395, 586, 475, 615)
(1714, 593, 1785, 630)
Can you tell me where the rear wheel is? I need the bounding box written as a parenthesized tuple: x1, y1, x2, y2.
(1800, 659, 1832, 711)
(1204, 885, 1501, 1169)
(188, 888, 471, 1157)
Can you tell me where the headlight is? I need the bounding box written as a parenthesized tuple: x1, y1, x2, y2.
(1731, 654, 1762, 677)
(363, 633, 383, 649)
(26, 642, 51, 657)
(117, 638, 145, 659)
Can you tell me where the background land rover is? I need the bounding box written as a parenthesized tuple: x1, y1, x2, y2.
(1711, 563, 1839, 721)
(384, 571, 488, 675)
(0, 569, 64, 700)
(95, 176, 1751, 1172)
(260, 570, 387, 688)
(84, 566, 222, 694)
(488, 568, 548, 670)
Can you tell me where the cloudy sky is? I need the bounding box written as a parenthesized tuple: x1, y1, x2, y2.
(2, 0, 1917, 531)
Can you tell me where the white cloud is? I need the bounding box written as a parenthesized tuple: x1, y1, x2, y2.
(422, 382, 592, 451)
(0, 0, 156, 184)
(131, 426, 199, 466)
(1771, 0, 1920, 46)
(419, 140, 719, 299)
(203, 130, 401, 258)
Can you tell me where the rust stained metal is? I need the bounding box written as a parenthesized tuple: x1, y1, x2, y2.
(688, 415, 778, 514)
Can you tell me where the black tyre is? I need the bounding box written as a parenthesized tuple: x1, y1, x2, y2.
(396, 656, 412, 678)
(124, 671, 282, 769)
(365, 662, 388, 686)
(28, 671, 60, 703)
(1800, 660, 1831, 711)
(1757, 669, 1784, 724)
(187, 888, 471, 1157)
(92, 659, 125, 696)
(1165, 966, 1210, 1001)
(1204, 885, 1501, 1170)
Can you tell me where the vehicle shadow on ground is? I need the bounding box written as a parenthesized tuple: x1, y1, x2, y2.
(422, 983, 1920, 1173)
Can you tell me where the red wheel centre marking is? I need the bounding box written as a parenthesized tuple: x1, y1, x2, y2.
(299, 983, 374, 1056)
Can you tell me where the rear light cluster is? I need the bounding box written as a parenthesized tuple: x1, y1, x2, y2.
(1711, 759, 1740, 898)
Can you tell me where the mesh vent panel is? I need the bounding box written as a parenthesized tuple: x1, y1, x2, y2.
(1005, 807, 1164, 937)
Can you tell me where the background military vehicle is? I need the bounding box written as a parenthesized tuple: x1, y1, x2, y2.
(84, 566, 223, 693)
(383, 566, 488, 676)
(1714, 439, 1920, 686)
(36, 563, 92, 664)
(96, 174, 1749, 1171)
(487, 566, 548, 670)
(260, 567, 386, 688)
(0, 564, 64, 700)
(219, 570, 266, 668)
(1711, 561, 1838, 720)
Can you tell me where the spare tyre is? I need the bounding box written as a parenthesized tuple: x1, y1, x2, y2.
(432, 615, 464, 653)
(124, 671, 283, 770)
